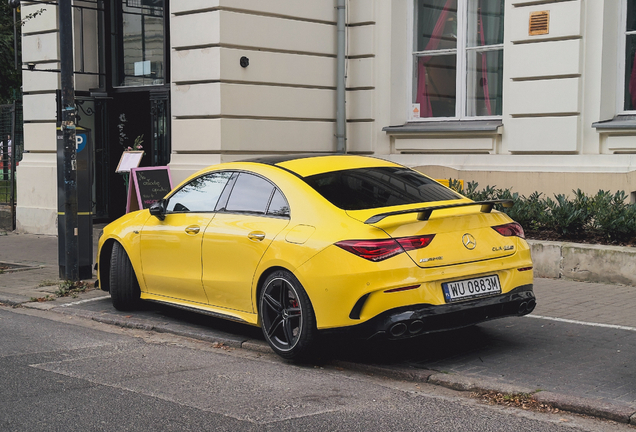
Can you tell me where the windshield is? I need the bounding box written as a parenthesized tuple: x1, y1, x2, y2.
(304, 167, 462, 210)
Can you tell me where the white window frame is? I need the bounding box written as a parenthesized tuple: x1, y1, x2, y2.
(618, 0, 636, 114)
(407, 0, 504, 122)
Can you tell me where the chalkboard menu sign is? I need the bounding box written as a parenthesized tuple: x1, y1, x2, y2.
(127, 166, 173, 213)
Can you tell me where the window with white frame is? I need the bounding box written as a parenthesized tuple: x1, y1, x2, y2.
(412, 0, 504, 120)
(622, 0, 636, 111)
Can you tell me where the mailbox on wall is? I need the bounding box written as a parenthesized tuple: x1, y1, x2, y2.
(56, 126, 94, 280)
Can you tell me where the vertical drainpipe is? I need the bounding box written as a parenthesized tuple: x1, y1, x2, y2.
(336, 0, 346, 154)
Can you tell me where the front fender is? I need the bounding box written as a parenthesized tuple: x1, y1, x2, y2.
(97, 210, 152, 292)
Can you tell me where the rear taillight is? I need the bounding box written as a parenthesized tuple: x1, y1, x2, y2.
(336, 235, 435, 262)
(492, 222, 525, 239)
(397, 235, 435, 251)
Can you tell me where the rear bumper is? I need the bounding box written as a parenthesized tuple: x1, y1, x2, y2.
(320, 284, 535, 340)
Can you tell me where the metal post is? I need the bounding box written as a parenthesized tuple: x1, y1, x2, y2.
(336, 0, 346, 154)
(10, 102, 16, 231)
(13, 8, 18, 70)
(58, 0, 79, 281)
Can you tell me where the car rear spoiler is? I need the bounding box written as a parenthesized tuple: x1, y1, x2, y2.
(364, 200, 514, 224)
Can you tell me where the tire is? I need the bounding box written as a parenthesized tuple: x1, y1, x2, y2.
(259, 270, 318, 361)
(109, 242, 141, 311)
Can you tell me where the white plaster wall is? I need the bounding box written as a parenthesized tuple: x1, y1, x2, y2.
(23, 123, 57, 153)
(170, 2, 349, 162)
(172, 11, 335, 54)
(21, 3, 57, 34)
(507, 0, 583, 42)
(368, 0, 392, 156)
(23, 94, 57, 122)
(171, 0, 337, 23)
(17, 2, 60, 235)
(502, 0, 583, 154)
(507, 39, 581, 79)
(507, 78, 580, 116)
(15, 154, 58, 235)
(22, 70, 59, 93)
(172, 48, 337, 88)
(167, 153, 223, 187)
(583, 1, 622, 155)
(172, 83, 334, 119)
(347, 57, 374, 89)
(22, 33, 59, 63)
(506, 116, 580, 153)
(395, 137, 496, 153)
(388, 1, 409, 127)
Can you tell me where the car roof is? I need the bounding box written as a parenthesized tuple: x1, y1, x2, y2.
(243, 154, 400, 178)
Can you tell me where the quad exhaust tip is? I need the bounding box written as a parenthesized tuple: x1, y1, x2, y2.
(518, 299, 536, 315)
(389, 298, 536, 338)
(389, 322, 408, 337)
(389, 320, 425, 337)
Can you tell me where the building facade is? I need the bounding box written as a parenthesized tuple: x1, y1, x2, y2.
(16, 0, 636, 234)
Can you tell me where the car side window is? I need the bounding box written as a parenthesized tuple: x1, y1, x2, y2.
(267, 189, 290, 217)
(225, 172, 288, 216)
(166, 171, 233, 213)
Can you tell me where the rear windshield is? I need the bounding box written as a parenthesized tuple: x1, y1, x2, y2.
(304, 167, 462, 210)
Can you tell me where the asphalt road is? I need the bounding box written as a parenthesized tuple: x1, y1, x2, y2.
(0, 306, 630, 431)
(56, 294, 636, 407)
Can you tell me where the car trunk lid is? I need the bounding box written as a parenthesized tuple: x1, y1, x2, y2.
(346, 201, 518, 268)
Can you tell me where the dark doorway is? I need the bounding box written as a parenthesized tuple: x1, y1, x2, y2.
(104, 89, 171, 220)
(107, 91, 151, 218)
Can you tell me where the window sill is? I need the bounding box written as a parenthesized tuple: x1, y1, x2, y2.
(382, 120, 503, 135)
(592, 116, 636, 131)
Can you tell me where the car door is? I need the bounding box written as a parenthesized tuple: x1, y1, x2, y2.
(140, 171, 233, 304)
(202, 172, 290, 312)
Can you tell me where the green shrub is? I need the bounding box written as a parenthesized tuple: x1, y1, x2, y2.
(542, 190, 591, 236)
(464, 181, 500, 202)
(447, 178, 464, 194)
(590, 190, 636, 241)
(504, 191, 547, 231)
(450, 180, 636, 244)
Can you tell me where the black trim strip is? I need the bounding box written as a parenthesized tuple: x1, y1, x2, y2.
(364, 199, 514, 224)
(145, 299, 249, 324)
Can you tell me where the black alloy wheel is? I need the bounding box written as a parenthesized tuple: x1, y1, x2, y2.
(259, 270, 317, 361)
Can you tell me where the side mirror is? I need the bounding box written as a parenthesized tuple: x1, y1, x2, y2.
(149, 200, 166, 221)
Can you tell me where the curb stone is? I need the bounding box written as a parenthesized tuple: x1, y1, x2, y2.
(533, 391, 636, 424)
(340, 361, 636, 424)
(427, 372, 536, 396)
(53, 306, 252, 350)
(343, 364, 636, 424)
(0, 296, 25, 307)
(331, 361, 435, 383)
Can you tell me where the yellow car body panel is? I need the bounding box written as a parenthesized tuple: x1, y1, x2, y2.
(97, 154, 534, 345)
(140, 212, 212, 304)
(202, 212, 289, 312)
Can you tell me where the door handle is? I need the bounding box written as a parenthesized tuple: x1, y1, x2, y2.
(248, 231, 266, 241)
(185, 225, 200, 235)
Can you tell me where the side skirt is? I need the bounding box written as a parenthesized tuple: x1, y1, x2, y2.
(141, 295, 259, 326)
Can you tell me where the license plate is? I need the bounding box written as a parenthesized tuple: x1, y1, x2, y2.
(442, 275, 501, 303)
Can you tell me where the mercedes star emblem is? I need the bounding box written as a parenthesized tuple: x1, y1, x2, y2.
(462, 233, 476, 250)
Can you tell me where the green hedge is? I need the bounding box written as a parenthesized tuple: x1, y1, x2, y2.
(448, 180, 636, 243)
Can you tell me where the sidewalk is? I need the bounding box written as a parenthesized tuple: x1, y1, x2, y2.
(0, 227, 102, 305)
(1, 229, 636, 423)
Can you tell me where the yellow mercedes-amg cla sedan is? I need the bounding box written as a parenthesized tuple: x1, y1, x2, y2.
(96, 155, 535, 360)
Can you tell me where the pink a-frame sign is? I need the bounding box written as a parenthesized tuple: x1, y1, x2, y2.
(126, 166, 174, 213)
